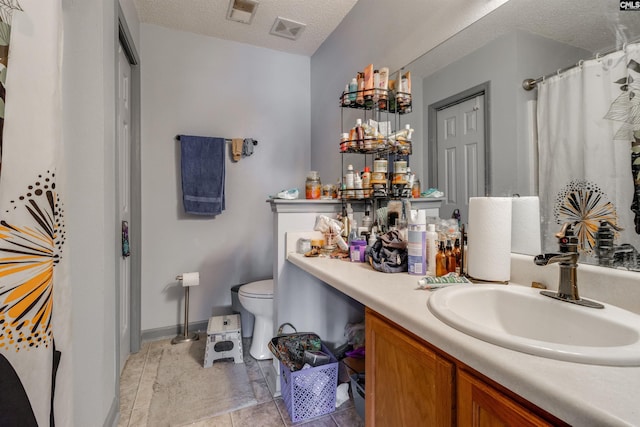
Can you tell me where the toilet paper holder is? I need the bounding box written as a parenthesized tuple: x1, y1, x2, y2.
(172, 274, 200, 344)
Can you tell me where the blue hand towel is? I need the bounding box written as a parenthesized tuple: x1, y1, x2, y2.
(179, 135, 226, 216)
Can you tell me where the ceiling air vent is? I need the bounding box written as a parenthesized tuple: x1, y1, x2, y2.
(226, 0, 259, 25)
(270, 17, 306, 40)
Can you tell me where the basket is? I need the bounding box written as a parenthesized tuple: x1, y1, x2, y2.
(280, 343, 338, 423)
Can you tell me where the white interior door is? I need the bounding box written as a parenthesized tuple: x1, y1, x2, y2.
(117, 45, 132, 372)
(436, 95, 485, 224)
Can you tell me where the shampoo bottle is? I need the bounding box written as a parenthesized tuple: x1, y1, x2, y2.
(426, 223, 438, 277)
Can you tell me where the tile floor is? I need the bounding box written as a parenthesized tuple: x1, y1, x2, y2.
(118, 336, 364, 427)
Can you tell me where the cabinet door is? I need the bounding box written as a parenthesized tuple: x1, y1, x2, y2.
(365, 309, 454, 426)
(457, 369, 554, 427)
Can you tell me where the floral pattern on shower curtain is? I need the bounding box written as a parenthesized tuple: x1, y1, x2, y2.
(0, 1, 70, 426)
(538, 42, 640, 268)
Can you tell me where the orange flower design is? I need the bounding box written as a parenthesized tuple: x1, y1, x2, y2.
(0, 171, 64, 352)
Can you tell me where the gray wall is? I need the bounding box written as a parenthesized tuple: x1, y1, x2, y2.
(63, 0, 119, 424)
(418, 30, 590, 197)
(139, 24, 310, 332)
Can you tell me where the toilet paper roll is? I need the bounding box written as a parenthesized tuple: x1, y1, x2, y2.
(511, 196, 541, 256)
(467, 197, 512, 282)
(180, 272, 200, 287)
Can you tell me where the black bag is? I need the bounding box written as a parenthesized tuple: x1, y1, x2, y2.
(268, 323, 322, 371)
(367, 229, 408, 273)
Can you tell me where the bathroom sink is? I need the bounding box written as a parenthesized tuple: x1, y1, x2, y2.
(427, 284, 640, 366)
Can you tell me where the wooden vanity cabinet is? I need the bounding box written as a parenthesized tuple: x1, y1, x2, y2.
(457, 369, 554, 427)
(365, 308, 568, 427)
(365, 308, 455, 426)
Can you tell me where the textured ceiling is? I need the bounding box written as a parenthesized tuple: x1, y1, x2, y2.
(133, 0, 640, 62)
(133, 0, 359, 56)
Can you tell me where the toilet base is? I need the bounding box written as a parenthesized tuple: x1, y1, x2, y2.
(249, 316, 274, 360)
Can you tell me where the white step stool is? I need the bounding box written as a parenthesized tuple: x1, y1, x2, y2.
(204, 314, 243, 367)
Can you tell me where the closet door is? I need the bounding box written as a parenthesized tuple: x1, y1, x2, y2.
(436, 94, 485, 224)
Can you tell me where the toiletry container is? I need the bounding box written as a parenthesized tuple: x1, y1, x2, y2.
(345, 165, 355, 198)
(408, 210, 427, 275)
(306, 171, 321, 199)
(362, 167, 371, 197)
(426, 224, 438, 277)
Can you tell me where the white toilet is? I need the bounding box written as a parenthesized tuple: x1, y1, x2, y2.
(238, 279, 274, 360)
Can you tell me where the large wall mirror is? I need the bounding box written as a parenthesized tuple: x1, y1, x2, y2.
(401, 0, 640, 271)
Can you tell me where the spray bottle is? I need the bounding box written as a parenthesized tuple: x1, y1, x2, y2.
(408, 209, 427, 275)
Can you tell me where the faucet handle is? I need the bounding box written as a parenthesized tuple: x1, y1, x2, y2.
(554, 222, 574, 239)
(555, 222, 578, 253)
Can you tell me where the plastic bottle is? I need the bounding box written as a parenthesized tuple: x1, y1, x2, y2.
(342, 84, 351, 106)
(354, 173, 364, 199)
(349, 78, 358, 103)
(348, 220, 359, 244)
(345, 165, 355, 198)
(362, 166, 371, 198)
(356, 72, 365, 105)
(408, 210, 427, 276)
(355, 119, 364, 149)
(373, 69, 380, 101)
(362, 209, 373, 231)
(426, 224, 438, 277)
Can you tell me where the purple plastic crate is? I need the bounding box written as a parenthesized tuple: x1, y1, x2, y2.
(280, 344, 338, 423)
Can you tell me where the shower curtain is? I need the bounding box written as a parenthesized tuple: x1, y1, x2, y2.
(538, 42, 640, 268)
(0, 1, 70, 426)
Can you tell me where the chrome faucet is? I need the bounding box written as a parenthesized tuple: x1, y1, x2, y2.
(534, 223, 604, 309)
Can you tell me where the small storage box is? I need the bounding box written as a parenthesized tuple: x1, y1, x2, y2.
(280, 344, 339, 423)
(204, 314, 243, 367)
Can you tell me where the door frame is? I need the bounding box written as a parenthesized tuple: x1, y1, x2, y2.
(427, 82, 491, 197)
(116, 6, 141, 363)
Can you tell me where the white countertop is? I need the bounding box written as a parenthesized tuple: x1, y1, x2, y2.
(287, 252, 640, 427)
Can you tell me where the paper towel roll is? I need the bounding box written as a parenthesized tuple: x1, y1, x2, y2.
(467, 197, 512, 282)
(180, 272, 200, 287)
(511, 196, 541, 256)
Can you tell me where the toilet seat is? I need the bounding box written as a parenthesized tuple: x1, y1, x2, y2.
(239, 279, 273, 299)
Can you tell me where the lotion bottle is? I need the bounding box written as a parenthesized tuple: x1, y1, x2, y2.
(426, 223, 438, 276)
(356, 72, 365, 105)
(362, 166, 371, 198)
(345, 164, 355, 198)
(342, 84, 351, 106)
(349, 78, 358, 103)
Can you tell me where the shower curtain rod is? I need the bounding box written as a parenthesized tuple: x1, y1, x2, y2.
(522, 38, 640, 91)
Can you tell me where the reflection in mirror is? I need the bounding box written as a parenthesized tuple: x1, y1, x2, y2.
(400, 0, 640, 269)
